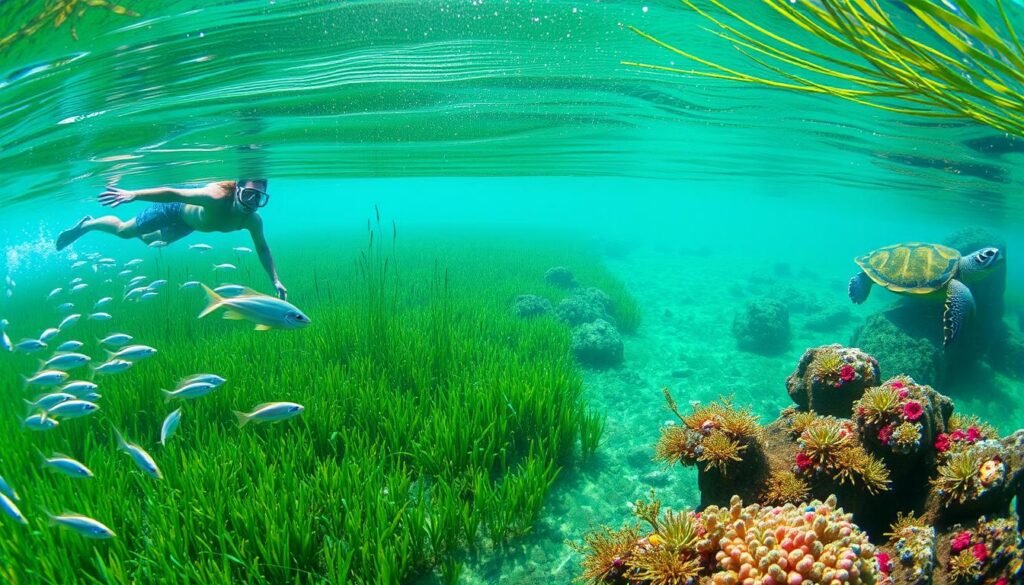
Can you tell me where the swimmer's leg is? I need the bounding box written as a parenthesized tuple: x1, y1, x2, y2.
(57, 216, 140, 250)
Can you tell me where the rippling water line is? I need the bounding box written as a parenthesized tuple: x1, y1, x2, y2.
(0, 0, 1021, 215)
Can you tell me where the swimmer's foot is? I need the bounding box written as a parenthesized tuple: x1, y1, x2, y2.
(56, 216, 92, 251)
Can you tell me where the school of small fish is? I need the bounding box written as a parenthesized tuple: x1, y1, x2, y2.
(0, 245, 307, 538)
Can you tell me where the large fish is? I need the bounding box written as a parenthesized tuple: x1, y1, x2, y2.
(199, 285, 310, 331)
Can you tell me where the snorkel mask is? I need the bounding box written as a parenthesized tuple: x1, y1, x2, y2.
(235, 181, 269, 211)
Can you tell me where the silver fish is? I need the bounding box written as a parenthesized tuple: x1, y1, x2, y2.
(70, 283, 89, 294)
(233, 246, 253, 253)
(56, 340, 84, 352)
(24, 413, 59, 431)
(92, 359, 132, 375)
(94, 297, 113, 309)
(47, 287, 63, 300)
(139, 292, 159, 301)
(127, 275, 147, 288)
(16, 339, 47, 353)
(234, 402, 305, 427)
(99, 333, 132, 348)
(44, 352, 91, 371)
(47, 400, 99, 419)
(58, 314, 81, 329)
(160, 409, 182, 446)
(25, 392, 76, 411)
(148, 279, 168, 290)
(40, 328, 60, 342)
(24, 370, 69, 387)
(42, 452, 93, 479)
(180, 281, 201, 290)
(0, 319, 10, 352)
(117, 269, 134, 278)
(148, 240, 167, 248)
(49, 513, 115, 538)
(213, 263, 236, 271)
(83, 392, 102, 402)
(0, 474, 19, 502)
(96, 258, 116, 265)
(214, 284, 251, 297)
(71, 260, 88, 269)
(1, 493, 26, 525)
(88, 312, 112, 321)
(56, 302, 75, 313)
(69, 277, 84, 286)
(61, 380, 98, 396)
(123, 286, 147, 301)
(125, 259, 143, 267)
(115, 429, 162, 479)
(109, 345, 156, 361)
(199, 286, 310, 331)
(181, 373, 226, 388)
(163, 382, 215, 402)
(190, 243, 212, 251)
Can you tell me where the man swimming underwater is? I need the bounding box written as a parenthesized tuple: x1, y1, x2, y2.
(56, 179, 288, 300)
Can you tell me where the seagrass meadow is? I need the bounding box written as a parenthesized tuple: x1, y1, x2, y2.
(0, 220, 638, 584)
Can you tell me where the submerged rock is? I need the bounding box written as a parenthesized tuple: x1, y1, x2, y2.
(851, 309, 942, 386)
(511, 294, 552, 319)
(786, 344, 880, 418)
(804, 305, 852, 332)
(732, 298, 790, 355)
(571, 319, 623, 368)
(555, 295, 609, 327)
(544, 266, 577, 289)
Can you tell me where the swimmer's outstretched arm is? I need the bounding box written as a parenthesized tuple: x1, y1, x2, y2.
(247, 213, 287, 300)
(99, 184, 221, 208)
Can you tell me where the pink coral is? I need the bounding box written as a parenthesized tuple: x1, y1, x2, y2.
(795, 452, 813, 471)
(839, 365, 856, 383)
(877, 424, 894, 445)
(876, 552, 891, 574)
(972, 542, 989, 563)
(951, 531, 972, 552)
(902, 401, 923, 421)
(950, 429, 967, 442)
(703, 495, 878, 585)
(935, 433, 951, 453)
(890, 381, 905, 390)
(966, 427, 982, 443)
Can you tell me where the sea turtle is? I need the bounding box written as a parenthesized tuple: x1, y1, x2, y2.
(848, 242, 1003, 347)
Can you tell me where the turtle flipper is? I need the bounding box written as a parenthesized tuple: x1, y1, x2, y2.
(848, 272, 873, 304)
(943, 279, 975, 348)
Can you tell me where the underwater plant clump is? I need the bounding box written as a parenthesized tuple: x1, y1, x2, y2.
(786, 345, 880, 418)
(762, 470, 811, 506)
(656, 390, 762, 477)
(883, 512, 936, 584)
(931, 442, 1008, 507)
(853, 376, 950, 457)
(575, 494, 880, 585)
(793, 416, 891, 495)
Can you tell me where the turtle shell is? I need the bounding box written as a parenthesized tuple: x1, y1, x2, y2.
(855, 243, 961, 294)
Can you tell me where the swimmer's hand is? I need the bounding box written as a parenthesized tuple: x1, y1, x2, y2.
(99, 187, 136, 208)
(274, 280, 288, 301)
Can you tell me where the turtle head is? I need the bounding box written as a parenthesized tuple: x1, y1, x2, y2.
(959, 247, 1003, 281)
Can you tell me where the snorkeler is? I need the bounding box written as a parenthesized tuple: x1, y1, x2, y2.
(55, 179, 288, 300)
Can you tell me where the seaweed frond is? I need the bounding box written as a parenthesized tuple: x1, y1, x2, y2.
(949, 549, 983, 582)
(800, 418, 851, 465)
(763, 470, 811, 505)
(858, 454, 892, 495)
(788, 411, 819, 436)
(697, 430, 746, 474)
(657, 509, 699, 553)
(932, 449, 983, 505)
(809, 348, 844, 380)
(572, 525, 641, 584)
(885, 511, 926, 540)
(654, 425, 698, 465)
(856, 387, 902, 426)
(630, 546, 702, 585)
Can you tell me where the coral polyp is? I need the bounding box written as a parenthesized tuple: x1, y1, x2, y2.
(762, 470, 810, 505)
(697, 430, 746, 475)
(573, 525, 642, 584)
(933, 449, 983, 505)
(855, 387, 901, 426)
(799, 417, 851, 465)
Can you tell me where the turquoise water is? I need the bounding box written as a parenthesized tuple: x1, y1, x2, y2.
(2, 1, 1024, 583)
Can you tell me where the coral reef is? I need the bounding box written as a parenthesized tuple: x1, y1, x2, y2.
(511, 294, 552, 319)
(544, 266, 578, 289)
(805, 306, 852, 333)
(578, 345, 1024, 585)
(571, 319, 623, 368)
(732, 298, 790, 356)
(575, 494, 880, 585)
(787, 345, 879, 418)
(850, 312, 941, 386)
